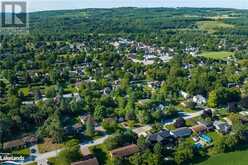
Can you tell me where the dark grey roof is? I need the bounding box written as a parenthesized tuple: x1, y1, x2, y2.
(148, 130, 172, 142)
(171, 127, 192, 138)
(217, 123, 231, 133)
(197, 120, 213, 127)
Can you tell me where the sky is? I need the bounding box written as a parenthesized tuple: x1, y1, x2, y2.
(1, 0, 248, 12)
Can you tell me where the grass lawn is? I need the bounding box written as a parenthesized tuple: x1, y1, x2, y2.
(197, 150, 248, 165)
(207, 131, 222, 142)
(47, 157, 57, 165)
(197, 21, 234, 33)
(25, 163, 37, 165)
(38, 138, 64, 153)
(215, 108, 229, 117)
(199, 51, 234, 59)
(12, 148, 30, 156)
(176, 104, 194, 113)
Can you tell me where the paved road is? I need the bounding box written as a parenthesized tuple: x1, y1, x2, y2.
(22, 110, 205, 164)
(132, 110, 204, 135)
(80, 135, 109, 149)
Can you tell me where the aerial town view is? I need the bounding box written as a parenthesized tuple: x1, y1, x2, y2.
(0, 0, 248, 165)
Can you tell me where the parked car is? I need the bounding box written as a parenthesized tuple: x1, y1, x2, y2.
(192, 136, 200, 142)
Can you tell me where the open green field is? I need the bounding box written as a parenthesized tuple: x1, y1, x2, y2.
(197, 150, 248, 165)
(197, 21, 234, 33)
(200, 51, 234, 59)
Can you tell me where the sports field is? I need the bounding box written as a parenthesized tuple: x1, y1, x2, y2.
(200, 51, 234, 59)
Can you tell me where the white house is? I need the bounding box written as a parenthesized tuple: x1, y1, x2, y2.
(180, 91, 190, 99)
(213, 120, 231, 134)
(193, 95, 207, 105)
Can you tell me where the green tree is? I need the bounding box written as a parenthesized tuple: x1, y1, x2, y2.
(208, 90, 218, 108)
(212, 136, 227, 154)
(104, 135, 119, 150)
(174, 141, 194, 165)
(137, 111, 151, 124)
(101, 118, 118, 133)
(153, 143, 163, 155)
(55, 139, 81, 165)
(94, 105, 106, 121)
(45, 86, 57, 98)
(85, 116, 95, 137)
(137, 135, 147, 151)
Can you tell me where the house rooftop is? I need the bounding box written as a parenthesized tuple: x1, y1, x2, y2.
(191, 124, 207, 133)
(109, 144, 139, 158)
(3, 139, 25, 150)
(197, 120, 213, 127)
(71, 158, 99, 165)
(22, 135, 38, 143)
(148, 130, 172, 143)
(171, 127, 192, 138)
(213, 120, 231, 134)
(3, 135, 37, 150)
(73, 123, 83, 129)
(80, 147, 92, 157)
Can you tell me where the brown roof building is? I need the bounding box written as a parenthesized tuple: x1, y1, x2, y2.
(3, 139, 26, 150)
(22, 135, 38, 144)
(79, 115, 96, 126)
(3, 135, 38, 150)
(80, 147, 93, 160)
(71, 158, 99, 165)
(109, 144, 139, 158)
(190, 124, 207, 133)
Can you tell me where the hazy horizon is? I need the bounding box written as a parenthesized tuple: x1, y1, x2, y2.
(1, 0, 247, 12)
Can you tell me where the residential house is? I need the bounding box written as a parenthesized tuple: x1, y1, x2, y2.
(71, 158, 99, 165)
(240, 117, 248, 125)
(157, 104, 165, 111)
(147, 130, 176, 148)
(190, 124, 207, 134)
(239, 111, 248, 116)
(72, 123, 83, 134)
(22, 135, 38, 146)
(213, 121, 231, 134)
(170, 127, 192, 138)
(147, 81, 161, 89)
(197, 120, 214, 131)
(109, 144, 139, 158)
(3, 135, 38, 151)
(3, 139, 26, 151)
(193, 95, 207, 105)
(223, 117, 233, 126)
(71, 146, 99, 165)
(80, 147, 94, 160)
(79, 115, 96, 126)
(64, 123, 83, 135)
